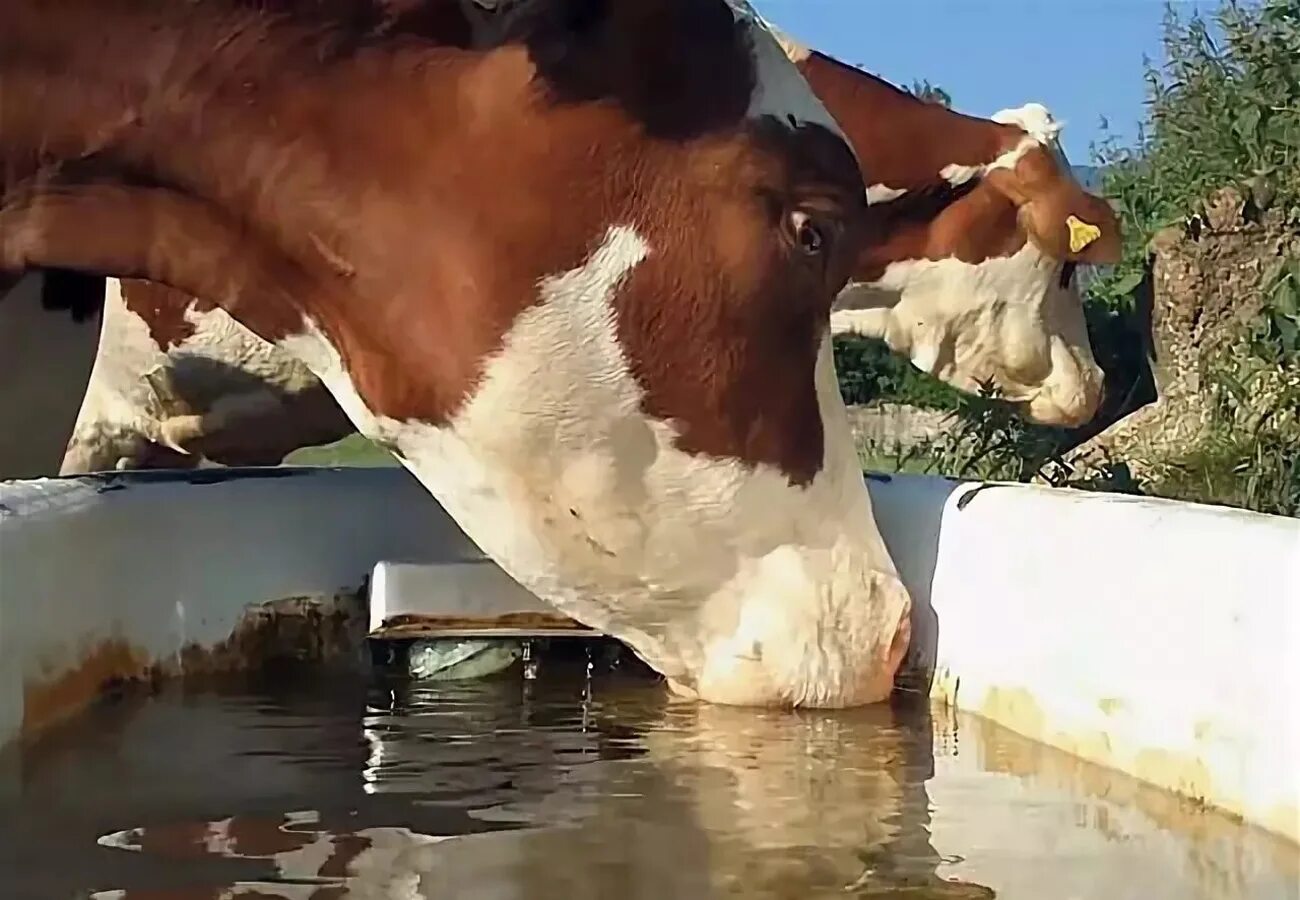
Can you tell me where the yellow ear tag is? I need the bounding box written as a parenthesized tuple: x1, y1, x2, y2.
(1066, 215, 1102, 253)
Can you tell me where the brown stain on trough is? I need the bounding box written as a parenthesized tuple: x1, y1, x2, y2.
(373, 610, 593, 638)
(18, 591, 367, 745)
(970, 686, 1300, 857)
(969, 711, 1300, 879)
(21, 639, 152, 737)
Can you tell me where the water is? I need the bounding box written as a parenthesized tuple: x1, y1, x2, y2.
(0, 666, 1295, 900)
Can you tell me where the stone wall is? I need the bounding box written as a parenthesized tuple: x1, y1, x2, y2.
(846, 403, 949, 454)
(1069, 186, 1300, 479)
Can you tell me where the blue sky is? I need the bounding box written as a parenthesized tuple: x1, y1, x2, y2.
(753, 0, 1218, 163)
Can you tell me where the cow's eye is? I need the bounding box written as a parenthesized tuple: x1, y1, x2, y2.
(788, 210, 826, 255)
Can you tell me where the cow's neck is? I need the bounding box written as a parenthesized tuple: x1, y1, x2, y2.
(0, 2, 433, 318)
(5, 2, 301, 172)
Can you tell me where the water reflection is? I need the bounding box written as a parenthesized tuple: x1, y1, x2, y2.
(1, 670, 1292, 899)
(75, 675, 993, 898)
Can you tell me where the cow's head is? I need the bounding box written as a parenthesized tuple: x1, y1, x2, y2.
(776, 38, 1119, 427)
(0, 0, 910, 707)
(835, 103, 1119, 427)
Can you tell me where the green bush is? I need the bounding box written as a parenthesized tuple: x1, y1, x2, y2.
(836, 0, 1300, 515)
(1185, 257, 1300, 516)
(1090, 0, 1300, 312)
(832, 335, 963, 409)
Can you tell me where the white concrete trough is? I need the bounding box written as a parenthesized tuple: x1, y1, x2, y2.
(0, 467, 478, 745)
(366, 470, 1300, 846)
(2, 465, 1296, 847)
(364, 560, 629, 682)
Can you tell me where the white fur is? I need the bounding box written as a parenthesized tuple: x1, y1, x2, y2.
(866, 184, 908, 205)
(831, 241, 1102, 426)
(768, 25, 812, 64)
(940, 102, 1067, 188)
(834, 101, 1102, 426)
(993, 102, 1065, 146)
(279, 225, 909, 707)
(940, 135, 1033, 187)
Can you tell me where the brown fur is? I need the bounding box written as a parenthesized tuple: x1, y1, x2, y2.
(120, 279, 218, 350)
(64, 34, 1125, 472)
(792, 51, 1121, 283)
(1, 0, 867, 483)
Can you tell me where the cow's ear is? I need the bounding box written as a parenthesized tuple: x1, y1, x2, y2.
(984, 156, 1122, 265)
(524, 0, 754, 139)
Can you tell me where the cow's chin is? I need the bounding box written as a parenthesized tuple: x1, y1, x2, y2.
(978, 360, 1103, 428)
(655, 543, 914, 709)
(1023, 342, 1104, 428)
(939, 342, 1103, 428)
(461, 504, 915, 710)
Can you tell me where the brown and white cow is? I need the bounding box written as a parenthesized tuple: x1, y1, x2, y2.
(777, 32, 1121, 426)
(2, 0, 912, 708)
(59, 29, 1123, 474)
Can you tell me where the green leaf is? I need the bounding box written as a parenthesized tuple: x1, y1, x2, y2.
(1218, 370, 1251, 407)
(1234, 104, 1262, 141)
(1109, 269, 1147, 297)
(1273, 275, 1300, 316)
(1275, 312, 1299, 353)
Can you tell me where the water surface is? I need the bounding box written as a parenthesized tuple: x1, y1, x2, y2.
(1, 665, 1294, 899)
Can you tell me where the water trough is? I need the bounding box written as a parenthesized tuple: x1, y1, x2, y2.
(1, 465, 1296, 846)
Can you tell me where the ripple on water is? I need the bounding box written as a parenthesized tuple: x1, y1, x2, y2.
(0, 670, 1294, 900)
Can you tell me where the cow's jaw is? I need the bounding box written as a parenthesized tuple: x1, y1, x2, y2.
(831, 242, 1103, 427)
(279, 225, 909, 708)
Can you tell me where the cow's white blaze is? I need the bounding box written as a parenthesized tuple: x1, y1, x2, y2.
(279, 225, 909, 707)
(939, 136, 1033, 188)
(934, 104, 1060, 189)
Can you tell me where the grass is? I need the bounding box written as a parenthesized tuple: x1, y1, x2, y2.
(283, 432, 941, 481)
(1149, 429, 1300, 517)
(857, 442, 943, 478)
(282, 433, 400, 468)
